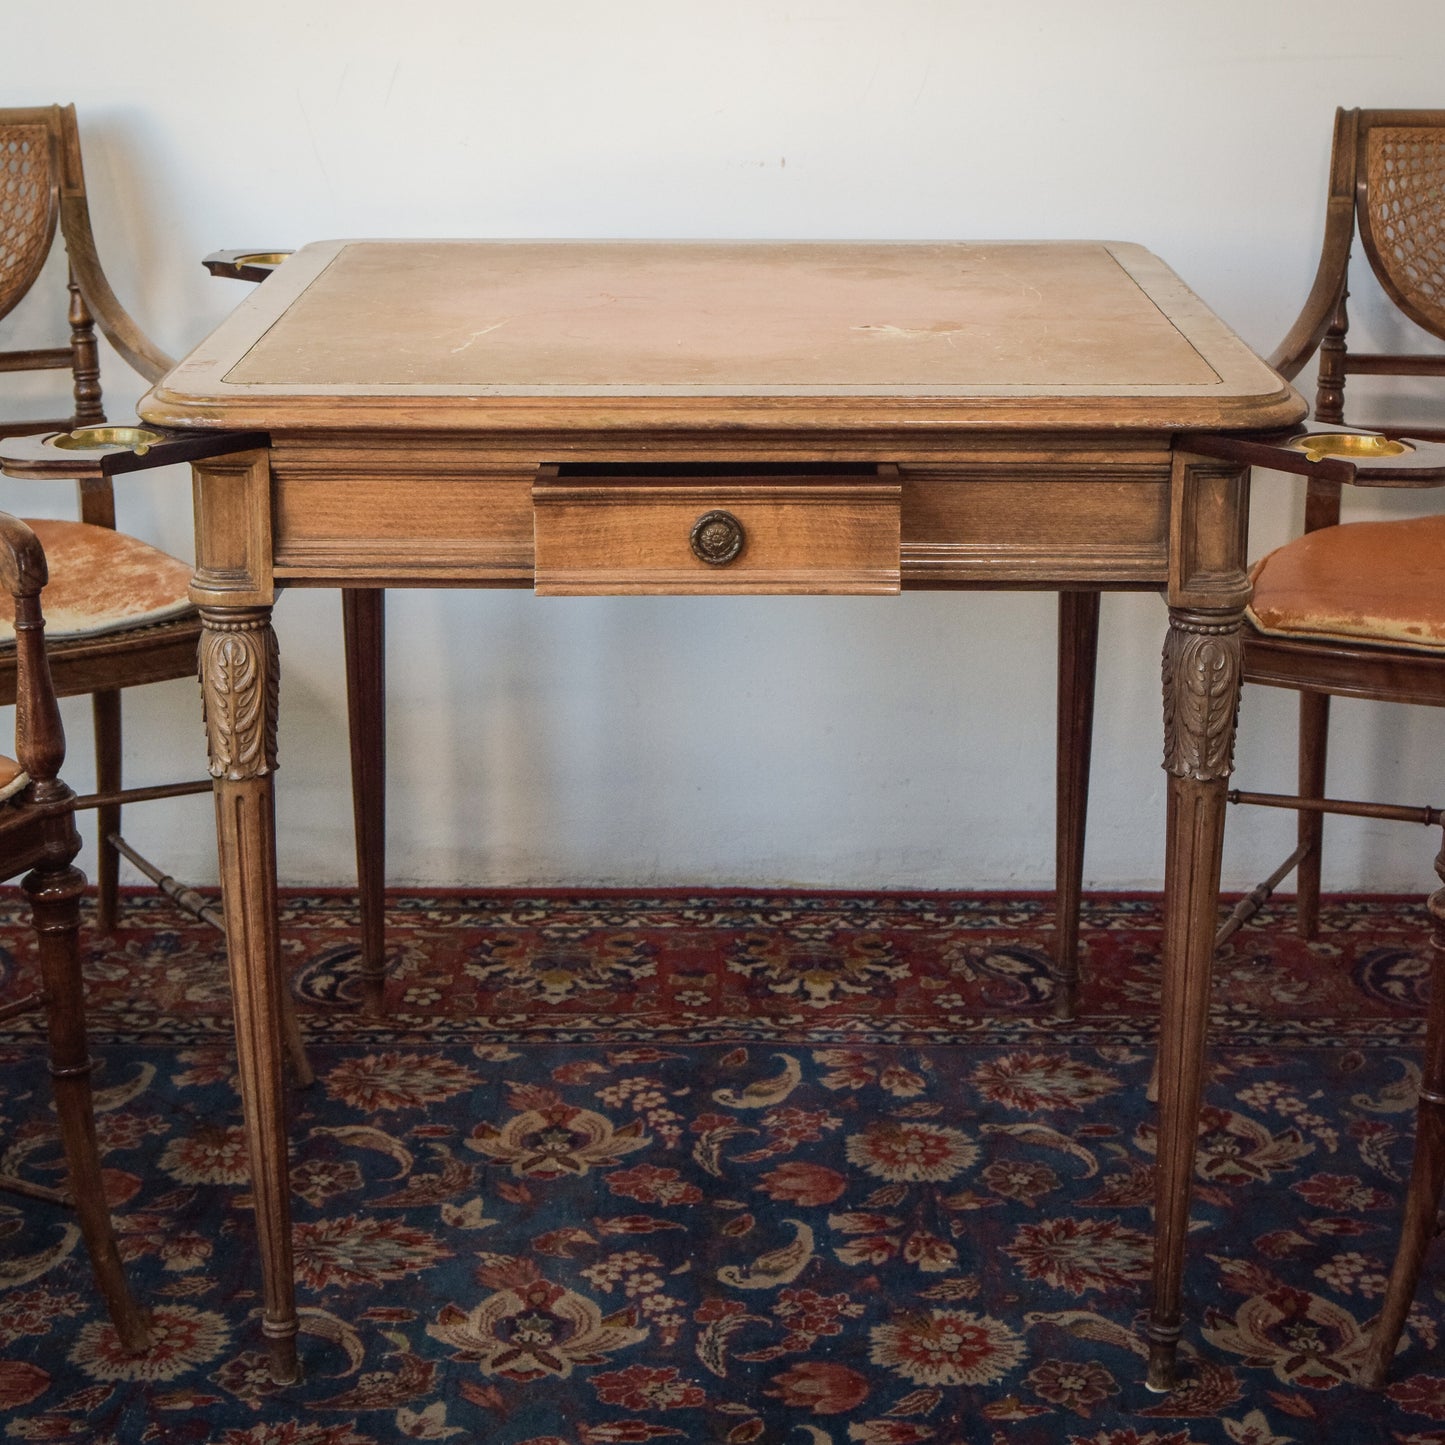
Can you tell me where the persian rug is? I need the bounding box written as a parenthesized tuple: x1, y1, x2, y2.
(1, 889, 1443, 1445)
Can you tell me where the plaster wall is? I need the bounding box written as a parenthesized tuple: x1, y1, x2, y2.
(5, 1, 1444, 895)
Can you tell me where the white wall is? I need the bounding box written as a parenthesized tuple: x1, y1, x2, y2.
(5, 1, 1445, 895)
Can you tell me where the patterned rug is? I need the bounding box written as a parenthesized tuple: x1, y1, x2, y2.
(1, 890, 1443, 1445)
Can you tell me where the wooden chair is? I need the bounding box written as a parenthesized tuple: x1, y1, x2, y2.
(0, 509, 149, 1352)
(0, 105, 386, 1010)
(1226, 107, 1445, 1387)
(1, 102, 210, 933)
(1058, 108, 1445, 1384)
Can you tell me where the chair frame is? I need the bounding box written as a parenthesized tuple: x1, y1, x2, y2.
(2, 107, 386, 1011)
(1246, 107, 1445, 943)
(1060, 106, 1445, 1387)
(1072, 110, 1445, 955)
(0, 509, 149, 1352)
(1244, 107, 1445, 1389)
(1, 103, 196, 933)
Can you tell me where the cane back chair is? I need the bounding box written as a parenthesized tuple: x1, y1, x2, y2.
(0, 510, 149, 1352)
(0, 103, 211, 932)
(2, 105, 387, 1015)
(1219, 107, 1445, 1387)
(1055, 106, 1445, 1384)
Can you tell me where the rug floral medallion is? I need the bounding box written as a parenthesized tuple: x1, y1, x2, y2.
(1, 891, 1442, 1444)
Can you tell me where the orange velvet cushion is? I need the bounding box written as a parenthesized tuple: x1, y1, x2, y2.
(0, 519, 193, 644)
(0, 755, 27, 802)
(1248, 515, 1445, 652)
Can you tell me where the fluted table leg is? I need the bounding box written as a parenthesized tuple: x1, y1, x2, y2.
(1146, 455, 1250, 1392)
(199, 604, 298, 1384)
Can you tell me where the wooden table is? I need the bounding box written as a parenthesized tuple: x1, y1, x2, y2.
(139, 239, 1304, 1388)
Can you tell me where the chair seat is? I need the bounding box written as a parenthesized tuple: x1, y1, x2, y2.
(0, 520, 194, 645)
(1247, 515, 1445, 653)
(0, 755, 27, 802)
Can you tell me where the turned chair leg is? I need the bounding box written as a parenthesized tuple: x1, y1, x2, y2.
(1362, 845, 1445, 1386)
(92, 690, 122, 934)
(343, 588, 386, 1013)
(1054, 590, 1100, 1020)
(1295, 691, 1330, 940)
(26, 861, 150, 1353)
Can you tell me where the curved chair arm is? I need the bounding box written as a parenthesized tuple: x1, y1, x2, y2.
(52, 105, 174, 384)
(0, 513, 49, 601)
(1266, 197, 1355, 381)
(1266, 108, 1360, 383)
(203, 250, 293, 284)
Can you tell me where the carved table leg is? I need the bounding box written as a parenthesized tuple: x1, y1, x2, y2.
(1147, 455, 1250, 1392)
(199, 605, 299, 1384)
(1146, 607, 1243, 1390)
(1055, 590, 1100, 1020)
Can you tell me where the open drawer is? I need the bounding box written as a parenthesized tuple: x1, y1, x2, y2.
(532, 462, 901, 595)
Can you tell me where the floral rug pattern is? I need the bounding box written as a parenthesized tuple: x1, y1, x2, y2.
(0, 891, 1442, 1444)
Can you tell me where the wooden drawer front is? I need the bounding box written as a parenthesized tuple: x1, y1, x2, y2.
(533, 465, 901, 595)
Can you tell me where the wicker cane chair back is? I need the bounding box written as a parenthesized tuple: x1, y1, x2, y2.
(0, 104, 197, 934)
(0, 121, 58, 325)
(1358, 117, 1445, 344)
(1228, 106, 1445, 1388)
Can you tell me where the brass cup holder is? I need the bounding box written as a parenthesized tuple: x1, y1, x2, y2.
(1283, 431, 1413, 464)
(51, 426, 164, 456)
(232, 253, 289, 268)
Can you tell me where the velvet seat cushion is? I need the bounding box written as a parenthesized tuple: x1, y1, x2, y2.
(0, 519, 194, 645)
(1247, 514, 1445, 653)
(0, 755, 26, 801)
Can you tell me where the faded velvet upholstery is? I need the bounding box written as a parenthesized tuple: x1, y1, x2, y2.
(0, 754, 27, 800)
(0, 519, 192, 644)
(1248, 515, 1445, 652)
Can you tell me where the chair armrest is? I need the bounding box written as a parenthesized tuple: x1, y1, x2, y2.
(0, 513, 48, 601)
(1265, 108, 1361, 383)
(0, 425, 270, 482)
(1266, 196, 1356, 382)
(60, 196, 175, 385)
(0, 513, 65, 792)
(203, 250, 294, 284)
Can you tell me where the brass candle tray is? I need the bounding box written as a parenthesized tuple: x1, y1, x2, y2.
(0, 425, 271, 481)
(202, 249, 294, 283)
(1180, 425, 1445, 487)
(1283, 431, 1412, 464)
(50, 426, 163, 455)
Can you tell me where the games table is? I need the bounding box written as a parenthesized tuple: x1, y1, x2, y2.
(17, 238, 1316, 1386)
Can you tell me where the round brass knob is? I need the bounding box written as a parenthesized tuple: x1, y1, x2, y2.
(690, 509, 745, 565)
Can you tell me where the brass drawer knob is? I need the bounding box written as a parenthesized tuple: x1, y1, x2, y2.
(690, 509, 745, 565)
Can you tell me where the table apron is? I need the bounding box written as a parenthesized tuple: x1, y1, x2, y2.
(267, 454, 1172, 589)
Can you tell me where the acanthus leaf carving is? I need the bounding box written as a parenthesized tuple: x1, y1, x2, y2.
(1161, 616, 1243, 784)
(199, 617, 279, 781)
